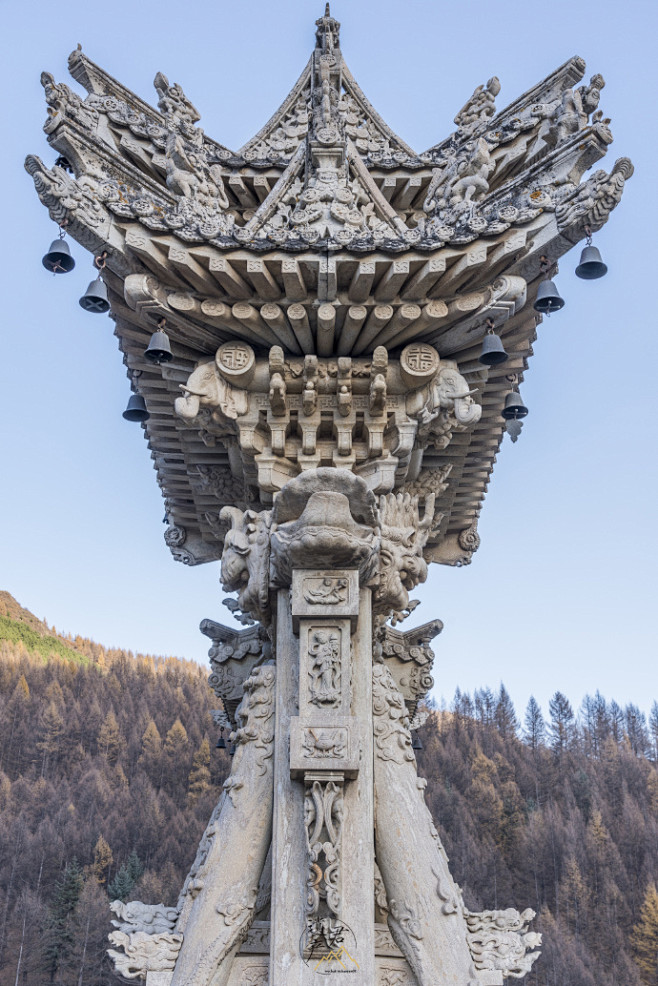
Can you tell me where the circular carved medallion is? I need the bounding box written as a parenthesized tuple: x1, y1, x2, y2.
(400, 343, 440, 387)
(215, 341, 256, 383)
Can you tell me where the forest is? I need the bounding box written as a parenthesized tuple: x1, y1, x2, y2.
(0, 589, 656, 986)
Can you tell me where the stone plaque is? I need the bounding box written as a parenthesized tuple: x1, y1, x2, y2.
(290, 716, 360, 777)
(291, 569, 359, 631)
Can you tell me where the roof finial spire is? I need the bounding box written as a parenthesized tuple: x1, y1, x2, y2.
(315, 3, 340, 53)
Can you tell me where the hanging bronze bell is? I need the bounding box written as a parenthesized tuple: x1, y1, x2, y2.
(479, 332, 509, 365)
(215, 727, 226, 750)
(122, 394, 149, 422)
(501, 390, 529, 419)
(575, 244, 608, 279)
(533, 278, 565, 314)
(79, 277, 110, 313)
(144, 327, 173, 364)
(42, 238, 75, 274)
(411, 731, 423, 751)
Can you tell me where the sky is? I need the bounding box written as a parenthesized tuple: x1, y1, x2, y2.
(1, 0, 657, 722)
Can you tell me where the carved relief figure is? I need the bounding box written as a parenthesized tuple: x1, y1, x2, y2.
(308, 629, 341, 706)
(304, 576, 348, 605)
(375, 492, 435, 617)
(219, 507, 272, 624)
(454, 77, 501, 134)
(175, 358, 248, 425)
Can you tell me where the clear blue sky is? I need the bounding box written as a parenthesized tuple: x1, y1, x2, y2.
(2, 0, 656, 720)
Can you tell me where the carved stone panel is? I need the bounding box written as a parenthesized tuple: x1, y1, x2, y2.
(291, 569, 359, 632)
(290, 716, 360, 778)
(298, 618, 351, 715)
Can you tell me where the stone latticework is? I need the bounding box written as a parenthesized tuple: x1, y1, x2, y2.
(28, 6, 630, 985)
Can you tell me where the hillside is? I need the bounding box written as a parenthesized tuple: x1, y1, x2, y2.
(0, 593, 656, 986)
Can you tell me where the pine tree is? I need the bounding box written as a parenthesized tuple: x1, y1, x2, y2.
(649, 702, 658, 760)
(138, 718, 163, 784)
(107, 864, 135, 903)
(126, 850, 144, 886)
(187, 737, 212, 804)
(494, 684, 519, 739)
(163, 718, 190, 796)
(625, 704, 650, 757)
(107, 851, 144, 902)
(97, 710, 124, 762)
(524, 696, 545, 752)
(42, 858, 84, 982)
(548, 691, 576, 754)
(37, 700, 65, 777)
(91, 835, 113, 886)
(631, 883, 658, 985)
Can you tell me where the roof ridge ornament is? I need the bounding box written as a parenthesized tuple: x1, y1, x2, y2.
(315, 3, 340, 53)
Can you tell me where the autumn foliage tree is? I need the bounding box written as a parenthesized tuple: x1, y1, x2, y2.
(0, 591, 656, 986)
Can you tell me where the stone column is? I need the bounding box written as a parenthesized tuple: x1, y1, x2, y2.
(269, 573, 374, 985)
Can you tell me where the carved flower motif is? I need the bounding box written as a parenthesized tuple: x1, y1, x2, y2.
(316, 126, 340, 144)
(164, 212, 186, 229)
(468, 216, 488, 233)
(300, 226, 320, 243)
(132, 197, 154, 216)
(198, 219, 223, 238)
(458, 525, 480, 553)
(164, 525, 187, 548)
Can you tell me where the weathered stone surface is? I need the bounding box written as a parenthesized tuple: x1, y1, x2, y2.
(372, 662, 478, 985)
(290, 716, 360, 777)
(168, 664, 275, 986)
(28, 9, 631, 986)
(291, 570, 359, 632)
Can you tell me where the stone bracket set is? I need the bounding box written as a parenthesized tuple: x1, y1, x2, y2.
(175, 339, 482, 496)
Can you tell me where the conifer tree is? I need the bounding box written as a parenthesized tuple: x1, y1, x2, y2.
(494, 684, 519, 739)
(187, 737, 212, 804)
(42, 858, 84, 982)
(97, 710, 124, 762)
(37, 700, 65, 776)
(631, 883, 658, 985)
(649, 702, 658, 760)
(524, 696, 545, 752)
(91, 835, 113, 886)
(138, 718, 163, 785)
(107, 865, 135, 903)
(548, 691, 576, 754)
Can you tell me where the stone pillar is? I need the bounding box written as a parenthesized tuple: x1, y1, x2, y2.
(270, 573, 374, 985)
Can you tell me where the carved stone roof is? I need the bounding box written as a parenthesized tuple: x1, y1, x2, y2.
(26, 6, 631, 568)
